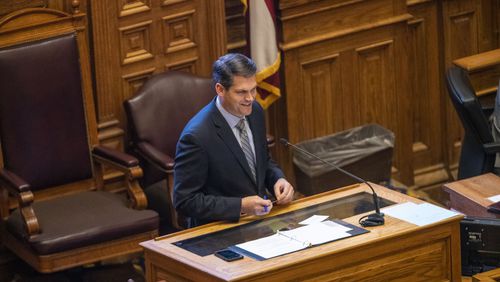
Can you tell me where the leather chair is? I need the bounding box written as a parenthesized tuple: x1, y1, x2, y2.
(124, 71, 275, 231)
(0, 7, 158, 273)
(124, 71, 214, 230)
(446, 65, 500, 179)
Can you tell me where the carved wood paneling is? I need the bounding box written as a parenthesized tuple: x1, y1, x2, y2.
(297, 54, 341, 139)
(90, 0, 226, 156)
(0, 0, 45, 16)
(205, 0, 227, 60)
(161, 10, 196, 54)
(118, 0, 151, 18)
(498, 1, 500, 46)
(477, 0, 497, 52)
(280, 0, 414, 185)
(118, 20, 154, 65)
(225, 0, 245, 53)
(355, 41, 397, 128)
(121, 68, 156, 101)
(442, 0, 480, 174)
(0, 0, 87, 16)
(165, 56, 197, 72)
(1, 0, 497, 196)
(407, 0, 448, 188)
(281, 0, 399, 45)
(88, 0, 225, 186)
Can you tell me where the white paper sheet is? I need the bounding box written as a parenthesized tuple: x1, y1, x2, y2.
(280, 221, 351, 245)
(382, 202, 460, 226)
(234, 220, 352, 259)
(235, 233, 306, 259)
(487, 194, 500, 203)
(298, 215, 329, 225)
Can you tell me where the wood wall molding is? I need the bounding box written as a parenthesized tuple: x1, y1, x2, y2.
(280, 14, 413, 51)
(118, 20, 154, 65)
(224, 0, 245, 53)
(407, 0, 447, 190)
(118, 0, 151, 18)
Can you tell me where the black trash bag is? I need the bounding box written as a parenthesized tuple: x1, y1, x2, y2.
(293, 124, 394, 196)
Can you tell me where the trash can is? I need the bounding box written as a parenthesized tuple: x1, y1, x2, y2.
(293, 124, 394, 196)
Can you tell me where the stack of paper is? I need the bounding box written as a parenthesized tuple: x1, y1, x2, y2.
(487, 194, 500, 203)
(382, 202, 460, 226)
(233, 220, 351, 260)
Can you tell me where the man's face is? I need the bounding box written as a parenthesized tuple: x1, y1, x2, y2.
(216, 75, 257, 117)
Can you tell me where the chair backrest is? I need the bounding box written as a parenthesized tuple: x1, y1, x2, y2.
(446, 65, 495, 179)
(446, 65, 493, 144)
(125, 70, 214, 166)
(495, 79, 500, 127)
(0, 8, 98, 192)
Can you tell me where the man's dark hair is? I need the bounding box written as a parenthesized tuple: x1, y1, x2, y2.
(212, 53, 257, 89)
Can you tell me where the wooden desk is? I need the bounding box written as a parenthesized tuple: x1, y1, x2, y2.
(453, 48, 500, 97)
(141, 183, 463, 281)
(473, 268, 500, 281)
(443, 173, 500, 218)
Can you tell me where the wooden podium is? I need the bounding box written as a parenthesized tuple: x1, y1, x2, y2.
(473, 267, 500, 281)
(141, 184, 463, 281)
(443, 173, 500, 218)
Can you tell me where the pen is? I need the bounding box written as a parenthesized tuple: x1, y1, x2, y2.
(263, 195, 268, 212)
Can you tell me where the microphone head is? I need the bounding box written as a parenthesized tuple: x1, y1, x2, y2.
(279, 138, 289, 146)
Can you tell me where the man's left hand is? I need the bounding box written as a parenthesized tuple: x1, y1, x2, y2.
(273, 178, 294, 205)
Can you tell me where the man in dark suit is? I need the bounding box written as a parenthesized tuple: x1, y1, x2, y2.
(174, 53, 294, 227)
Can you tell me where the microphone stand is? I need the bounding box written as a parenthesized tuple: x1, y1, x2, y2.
(280, 138, 385, 227)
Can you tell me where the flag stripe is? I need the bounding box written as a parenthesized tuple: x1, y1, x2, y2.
(244, 0, 281, 109)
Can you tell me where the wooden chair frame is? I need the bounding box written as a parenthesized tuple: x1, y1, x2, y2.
(0, 4, 157, 273)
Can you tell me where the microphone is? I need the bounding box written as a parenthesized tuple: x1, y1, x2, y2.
(280, 138, 384, 227)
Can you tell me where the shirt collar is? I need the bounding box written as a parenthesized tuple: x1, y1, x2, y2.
(216, 96, 245, 129)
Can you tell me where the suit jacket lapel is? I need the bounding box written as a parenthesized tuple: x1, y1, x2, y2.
(210, 101, 257, 186)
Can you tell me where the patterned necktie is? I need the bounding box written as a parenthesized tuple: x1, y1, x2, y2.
(236, 119, 256, 182)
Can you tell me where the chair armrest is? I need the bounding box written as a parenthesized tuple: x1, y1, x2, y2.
(136, 142, 175, 172)
(0, 169, 40, 235)
(483, 142, 500, 154)
(92, 145, 143, 178)
(93, 145, 139, 167)
(0, 168, 30, 194)
(91, 146, 147, 210)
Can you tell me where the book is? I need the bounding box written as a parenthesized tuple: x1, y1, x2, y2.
(230, 219, 368, 260)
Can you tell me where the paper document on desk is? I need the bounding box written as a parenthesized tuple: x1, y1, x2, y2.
(280, 220, 351, 245)
(298, 215, 329, 225)
(232, 220, 352, 260)
(382, 202, 460, 226)
(487, 194, 500, 203)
